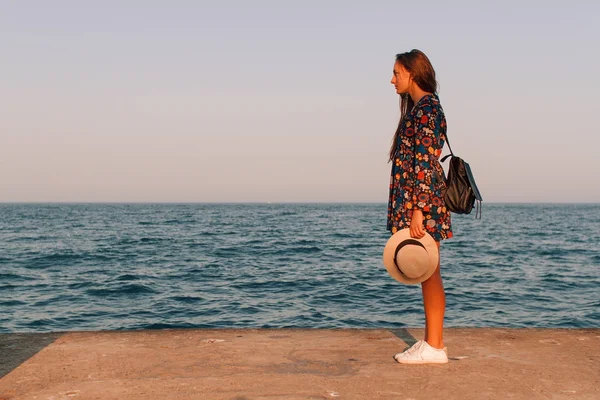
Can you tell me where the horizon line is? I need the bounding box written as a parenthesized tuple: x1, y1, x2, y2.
(1, 201, 599, 205)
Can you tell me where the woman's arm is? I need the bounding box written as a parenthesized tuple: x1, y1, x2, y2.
(410, 102, 442, 238)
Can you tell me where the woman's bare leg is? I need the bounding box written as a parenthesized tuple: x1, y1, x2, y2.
(421, 241, 445, 349)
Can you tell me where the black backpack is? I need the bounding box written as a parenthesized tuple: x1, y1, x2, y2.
(440, 134, 483, 218)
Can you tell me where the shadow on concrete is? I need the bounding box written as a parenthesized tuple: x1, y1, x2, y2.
(389, 328, 418, 349)
(0, 333, 63, 379)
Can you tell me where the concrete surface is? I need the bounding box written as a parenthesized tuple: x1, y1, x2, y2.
(0, 328, 598, 400)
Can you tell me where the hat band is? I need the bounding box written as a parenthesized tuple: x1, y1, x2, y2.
(393, 239, 425, 276)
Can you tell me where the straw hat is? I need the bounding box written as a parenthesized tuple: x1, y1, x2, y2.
(383, 228, 439, 285)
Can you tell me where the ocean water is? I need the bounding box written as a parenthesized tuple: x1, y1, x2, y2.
(0, 203, 598, 333)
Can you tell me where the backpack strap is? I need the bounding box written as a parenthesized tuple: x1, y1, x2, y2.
(440, 131, 454, 163)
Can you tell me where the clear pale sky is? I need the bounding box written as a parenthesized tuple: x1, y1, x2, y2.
(1, 1, 598, 203)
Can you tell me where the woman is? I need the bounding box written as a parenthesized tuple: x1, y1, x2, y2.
(387, 49, 453, 364)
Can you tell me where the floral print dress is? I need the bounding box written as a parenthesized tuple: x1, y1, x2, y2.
(387, 93, 453, 241)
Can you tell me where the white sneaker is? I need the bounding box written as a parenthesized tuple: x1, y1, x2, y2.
(394, 340, 448, 364)
(393, 340, 424, 361)
(394, 340, 448, 361)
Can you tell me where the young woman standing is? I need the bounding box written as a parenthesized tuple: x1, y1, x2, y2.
(387, 49, 453, 364)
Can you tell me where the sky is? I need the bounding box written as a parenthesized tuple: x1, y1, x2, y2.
(1, 0, 599, 203)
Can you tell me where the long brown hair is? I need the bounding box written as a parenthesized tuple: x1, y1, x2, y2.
(388, 49, 438, 162)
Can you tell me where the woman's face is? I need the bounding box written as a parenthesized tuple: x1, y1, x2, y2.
(391, 62, 412, 94)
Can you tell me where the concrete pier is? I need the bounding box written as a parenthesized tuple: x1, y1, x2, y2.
(0, 328, 598, 399)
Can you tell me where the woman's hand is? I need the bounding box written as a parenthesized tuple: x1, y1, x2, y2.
(410, 209, 426, 238)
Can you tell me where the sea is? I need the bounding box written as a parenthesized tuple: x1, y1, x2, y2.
(0, 203, 598, 333)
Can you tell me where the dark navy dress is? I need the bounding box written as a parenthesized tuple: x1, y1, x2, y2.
(386, 94, 453, 241)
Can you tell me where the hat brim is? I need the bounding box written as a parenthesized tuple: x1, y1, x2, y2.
(383, 228, 439, 285)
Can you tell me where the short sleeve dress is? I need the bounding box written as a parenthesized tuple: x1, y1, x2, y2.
(386, 93, 453, 241)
